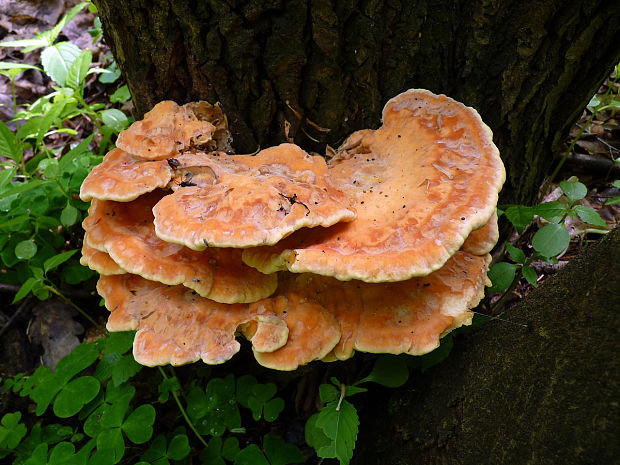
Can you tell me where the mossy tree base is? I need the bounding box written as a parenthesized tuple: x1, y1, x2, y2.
(354, 227, 620, 465)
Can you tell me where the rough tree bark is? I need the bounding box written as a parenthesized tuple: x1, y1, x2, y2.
(354, 227, 620, 465)
(93, 0, 620, 205)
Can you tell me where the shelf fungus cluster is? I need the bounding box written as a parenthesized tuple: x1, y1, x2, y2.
(80, 90, 505, 371)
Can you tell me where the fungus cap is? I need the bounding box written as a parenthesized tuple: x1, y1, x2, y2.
(84, 191, 277, 304)
(280, 250, 490, 361)
(153, 143, 356, 249)
(116, 101, 219, 160)
(461, 211, 499, 256)
(80, 148, 172, 202)
(80, 242, 125, 275)
(247, 293, 341, 371)
(97, 274, 289, 366)
(243, 89, 505, 282)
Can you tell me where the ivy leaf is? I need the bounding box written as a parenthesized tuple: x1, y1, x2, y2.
(504, 205, 534, 233)
(487, 262, 517, 293)
(522, 265, 538, 287)
(505, 243, 526, 264)
(357, 355, 409, 388)
(122, 404, 155, 444)
(559, 181, 587, 202)
(41, 42, 81, 86)
(313, 400, 359, 465)
(532, 224, 570, 258)
(572, 205, 607, 227)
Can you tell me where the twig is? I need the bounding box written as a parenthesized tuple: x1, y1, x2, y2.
(0, 295, 33, 338)
(529, 261, 569, 274)
(561, 153, 620, 176)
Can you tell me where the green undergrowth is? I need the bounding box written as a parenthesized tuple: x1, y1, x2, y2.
(0, 331, 432, 465)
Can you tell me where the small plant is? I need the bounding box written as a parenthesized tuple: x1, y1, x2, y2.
(0, 332, 307, 465)
(489, 179, 608, 296)
(0, 1, 131, 314)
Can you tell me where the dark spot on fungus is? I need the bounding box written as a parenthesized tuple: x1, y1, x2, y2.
(167, 158, 180, 169)
(461, 217, 466, 220)
(203, 239, 210, 247)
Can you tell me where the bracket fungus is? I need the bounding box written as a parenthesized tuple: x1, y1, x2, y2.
(153, 143, 356, 249)
(242, 89, 505, 282)
(81, 89, 504, 370)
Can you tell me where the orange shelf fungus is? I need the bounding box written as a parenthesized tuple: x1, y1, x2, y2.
(81, 89, 504, 370)
(243, 89, 505, 282)
(153, 144, 356, 249)
(82, 191, 277, 304)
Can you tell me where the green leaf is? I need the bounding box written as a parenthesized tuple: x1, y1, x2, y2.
(95, 429, 125, 463)
(504, 205, 534, 233)
(48, 441, 75, 465)
(41, 42, 81, 86)
(53, 376, 100, 418)
(234, 444, 270, 465)
(0, 412, 27, 449)
(305, 413, 332, 456)
(522, 265, 538, 287)
(559, 181, 587, 202)
(487, 262, 517, 293)
(572, 205, 607, 227)
(532, 224, 570, 257)
(263, 397, 285, 422)
(65, 50, 92, 90)
(0, 37, 49, 51)
(505, 243, 526, 264)
(99, 60, 121, 83)
(0, 121, 20, 162)
(167, 434, 190, 461)
(111, 355, 142, 386)
(47, 2, 88, 45)
(100, 109, 129, 133)
(59, 205, 80, 227)
(12, 277, 37, 303)
(263, 434, 305, 465)
(110, 85, 131, 103)
(122, 404, 155, 444)
(533, 201, 566, 223)
(44, 249, 78, 273)
(319, 384, 339, 403)
(236, 375, 257, 408)
(0, 166, 15, 190)
(314, 400, 359, 465)
(358, 354, 409, 387)
(606, 195, 620, 206)
(222, 437, 240, 461)
(15, 239, 37, 260)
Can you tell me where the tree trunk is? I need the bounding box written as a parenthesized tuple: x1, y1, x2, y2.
(353, 226, 620, 465)
(93, 0, 620, 205)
